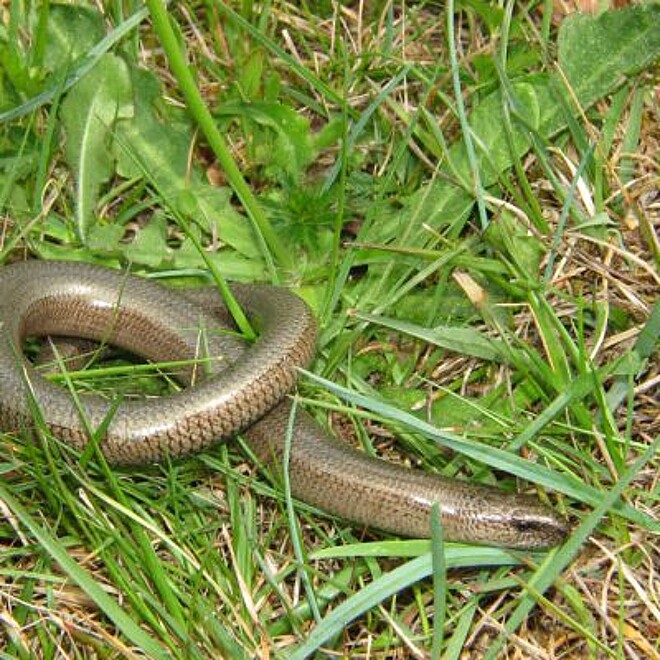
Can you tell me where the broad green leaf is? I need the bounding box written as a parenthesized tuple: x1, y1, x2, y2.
(43, 4, 105, 72)
(61, 53, 132, 240)
(557, 5, 660, 110)
(468, 81, 542, 182)
(123, 212, 173, 268)
(397, 4, 660, 243)
(0, 6, 148, 123)
(485, 211, 544, 277)
(237, 50, 264, 100)
(174, 226, 267, 280)
(192, 183, 263, 259)
(113, 81, 193, 194)
(114, 68, 263, 264)
(86, 223, 125, 253)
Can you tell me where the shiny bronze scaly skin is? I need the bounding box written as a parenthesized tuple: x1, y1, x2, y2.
(0, 260, 569, 549)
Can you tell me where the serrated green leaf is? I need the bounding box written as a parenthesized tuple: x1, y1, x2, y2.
(122, 212, 172, 268)
(86, 223, 125, 253)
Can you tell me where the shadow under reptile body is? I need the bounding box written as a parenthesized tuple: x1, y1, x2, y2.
(0, 260, 569, 549)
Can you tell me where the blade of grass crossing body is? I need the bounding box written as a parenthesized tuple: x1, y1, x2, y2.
(45, 357, 219, 384)
(145, 0, 289, 276)
(483, 434, 660, 660)
(0, 483, 168, 658)
(385, 90, 450, 164)
(110, 128, 257, 341)
(282, 398, 322, 624)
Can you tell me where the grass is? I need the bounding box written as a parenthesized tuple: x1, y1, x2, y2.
(0, 1, 658, 657)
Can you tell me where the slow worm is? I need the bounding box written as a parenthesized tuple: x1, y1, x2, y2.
(0, 260, 569, 548)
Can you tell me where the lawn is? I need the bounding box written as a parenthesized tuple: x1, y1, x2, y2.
(0, 1, 658, 657)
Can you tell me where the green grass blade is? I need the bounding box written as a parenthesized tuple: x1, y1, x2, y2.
(0, 483, 169, 658)
(290, 548, 523, 659)
(483, 434, 660, 659)
(145, 0, 289, 274)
